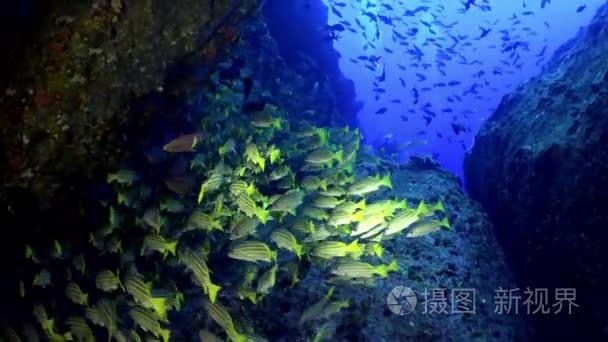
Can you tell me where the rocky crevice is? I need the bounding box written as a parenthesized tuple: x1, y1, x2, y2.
(465, 3, 608, 340)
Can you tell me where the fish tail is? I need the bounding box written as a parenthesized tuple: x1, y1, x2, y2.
(335, 150, 344, 163)
(160, 328, 171, 342)
(435, 201, 446, 212)
(440, 217, 451, 229)
(382, 174, 393, 189)
(150, 297, 168, 319)
(387, 259, 399, 272)
(256, 209, 270, 224)
(376, 267, 389, 278)
(206, 283, 221, 303)
(167, 241, 178, 256)
(417, 200, 428, 214)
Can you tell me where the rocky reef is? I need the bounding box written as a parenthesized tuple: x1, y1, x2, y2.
(465, 3, 608, 340)
(0, 0, 258, 208)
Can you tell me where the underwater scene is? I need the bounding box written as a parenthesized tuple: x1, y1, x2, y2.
(1, 0, 607, 341)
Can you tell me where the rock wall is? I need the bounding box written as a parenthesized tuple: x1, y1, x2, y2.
(0, 0, 258, 207)
(465, 3, 608, 340)
(262, 0, 361, 128)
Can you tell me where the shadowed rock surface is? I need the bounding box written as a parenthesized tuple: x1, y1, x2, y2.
(259, 157, 528, 341)
(263, 0, 362, 128)
(0, 0, 258, 207)
(465, 3, 608, 340)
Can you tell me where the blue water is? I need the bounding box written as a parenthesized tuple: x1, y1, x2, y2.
(323, 0, 603, 180)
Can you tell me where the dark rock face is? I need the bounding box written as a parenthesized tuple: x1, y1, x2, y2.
(465, 4, 608, 340)
(262, 0, 361, 128)
(0, 0, 258, 207)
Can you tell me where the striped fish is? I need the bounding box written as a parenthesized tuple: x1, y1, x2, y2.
(406, 217, 450, 238)
(93, 298, 119, 339)
(327, 210, 363, 227)
(331, 259, 398, 279)
(123, 271, 168, 319)
(310, 240, 363, 259)
(299, 287, 335, 324)
(198, 168, 224, 204)
(269, 190, 304, 215)
(235, 192, 269, 224)
(301, 206, 329, 221)
(218, 138, 236, 156)
(229, 216, 259, 240)
(65, 316, 93, 341)
(384, 202, 428, 236)
(229, 180, 255, 197)
(268, 165, 291, 181)
(270, 229, 303, 259)
(319, 186, 346, 197)
(142, 207, 163, 232)
(32, 269, 51, 288)
(292, 218, 316, 235)
(179, 249, 221, 303)
(95, 270, 121, 292)
(245, 143, 266, 170)
(351, 214, 387, 237)
(228, 241, 276, 263)
(142, 234, 178, 258)
(303, 226, 334, 243)
(129, 306, 170, 342)
(186, 210, 223, 231)
(312, 195, 344, 209)
(256, 264, 278, 295)
(300, 176, 328, 191)
(203, 300, 244, 341)
(65, 282, 88, 306)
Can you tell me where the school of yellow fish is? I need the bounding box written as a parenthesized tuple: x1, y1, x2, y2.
(6, 81, 450, 342)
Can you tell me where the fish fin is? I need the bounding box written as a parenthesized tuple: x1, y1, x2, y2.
(207, 283, 221, 303)
(197, 184, 206, 204)
(440, 217, 451, 229)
